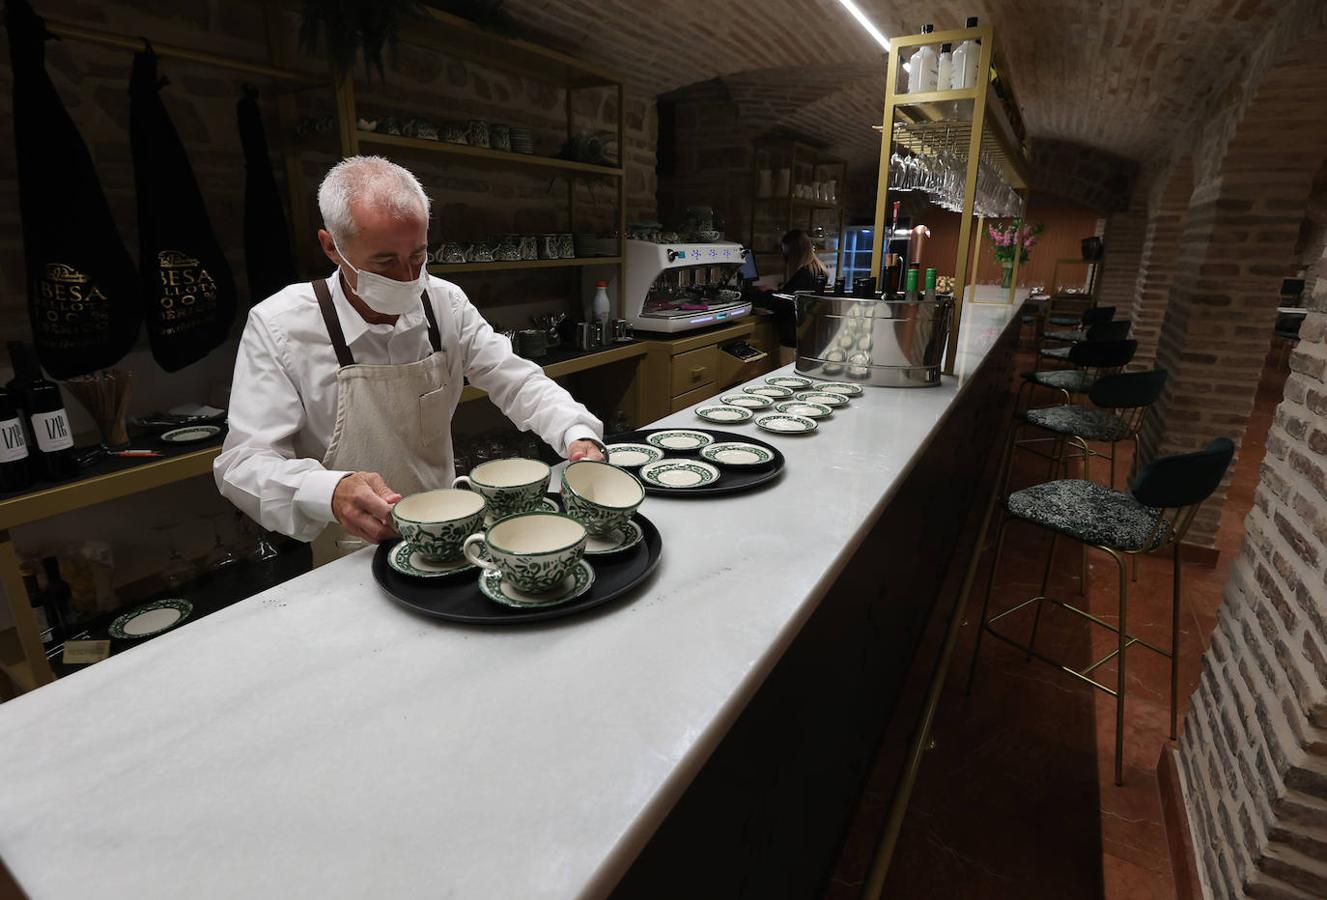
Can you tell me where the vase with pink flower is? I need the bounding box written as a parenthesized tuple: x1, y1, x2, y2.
(988, 219, 1044, 288)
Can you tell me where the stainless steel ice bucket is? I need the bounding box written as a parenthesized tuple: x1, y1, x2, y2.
(793, 292, 954, 387)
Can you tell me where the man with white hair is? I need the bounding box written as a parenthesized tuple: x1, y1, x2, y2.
(215, 156, 605, 562)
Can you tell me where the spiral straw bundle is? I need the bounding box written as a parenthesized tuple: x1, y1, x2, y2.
(65, 368, 133, 448)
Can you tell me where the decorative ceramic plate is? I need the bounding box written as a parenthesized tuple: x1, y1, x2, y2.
(743, 384, 794, 399)
(794, 390, 849, 408)
(645, 430, 714, 451)
(479, 559, 594, 608)
(817, 381, 865, 397)
(699, 442, 776, 467)
(109, 598, 193, 639)
(584, 520, 644, 556)
(766, 375, 812, 391)
(720, 394, 773, 409)
(695, 405, 753, 424)
(606, 443, 664, 468)
(774, 400, 832, 419)
(755, 414, 818, 435)
(638, 459, 721, 489)
(387, 542, 477, 579)
(484, 496, 558, 527)
(160, 425, 222, 444)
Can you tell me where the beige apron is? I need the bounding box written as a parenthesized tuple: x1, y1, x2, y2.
(309, 278, 462, 566)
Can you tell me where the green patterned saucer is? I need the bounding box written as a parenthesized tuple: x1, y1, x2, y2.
(816, 381, 865, 397)
(387, 542, 477, 579)
(743, 384, 793, 399)
(766, 374, 812, 391)
(109, 598, 193, 639)
(645, 430, 713, 451)
(774, 400, 832, 419)
(695, 405, 753, 424)
(585, 520, 644, 555)
(755, 413, 818, 435)
(639, 459, 721, 488)
(699, 441, 775, 467)
(484, 496, 559, 527)
(720, 393, 773, 409)
(793, 390, 848, 408)
(606, 443, 664, 468)
(479, 559, 594, 608)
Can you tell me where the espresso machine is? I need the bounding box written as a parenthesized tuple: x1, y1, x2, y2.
(586, 239, 753, 334)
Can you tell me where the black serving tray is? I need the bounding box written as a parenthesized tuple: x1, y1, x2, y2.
(610, 428, 786, 498)
(372, 511, 662, 624)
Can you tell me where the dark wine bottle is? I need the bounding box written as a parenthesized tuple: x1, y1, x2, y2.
(21, 560, 57, 647)
(0, 387, 33, 492)
(40, 557, 72, 639)
(7, 342, 78, 482)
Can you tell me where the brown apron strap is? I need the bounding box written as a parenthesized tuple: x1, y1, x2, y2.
(312, 277, 355, 368)
(421, 290, 442, 352)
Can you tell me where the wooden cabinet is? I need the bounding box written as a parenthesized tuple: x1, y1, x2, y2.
(637, 317, 779, 423)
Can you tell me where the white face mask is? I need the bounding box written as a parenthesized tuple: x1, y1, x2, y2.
(333, 237, 426, 316)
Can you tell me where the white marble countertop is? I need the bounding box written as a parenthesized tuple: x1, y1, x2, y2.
(0, 304, 1020, 900)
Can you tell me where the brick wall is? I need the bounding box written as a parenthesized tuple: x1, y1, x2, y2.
(1095, 194, 1148, 316)
(1031, 139, 1138, 214)
(1177, 297, 1327, 899)
(1130, 156, 1194, 368)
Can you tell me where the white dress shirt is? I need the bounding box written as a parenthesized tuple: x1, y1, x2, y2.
(214, 272, 601, 542)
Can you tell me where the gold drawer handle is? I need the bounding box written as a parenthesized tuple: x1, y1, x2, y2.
(690, 366, 707, 380)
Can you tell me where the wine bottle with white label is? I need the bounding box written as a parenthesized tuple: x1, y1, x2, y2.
(6, 342, 78, 482)
(0, 386, 33, 492)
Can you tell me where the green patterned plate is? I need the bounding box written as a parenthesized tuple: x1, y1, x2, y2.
(479, 559, 595, 608)
(109, 598, 193, 639)
(720, 393, 773, 409)
(585, 520, 644, 556)
(816, 381, 865, 397)
(774, 400, 832, 419)
(793, 390, 848, 408)
(699, 442, 776, 467)
(606, 443, 664, 468)
(765, 374, 812, 391)
(755, 413, 818, 435)
(638, 459, 721, 488)
(645, 429, 713, 451)
(695, 405, 753, 424)
(743, 384, 793, 399)
(387, 541, 477, 579)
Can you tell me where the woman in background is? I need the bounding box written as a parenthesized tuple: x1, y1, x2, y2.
(778, 229, 829, 293)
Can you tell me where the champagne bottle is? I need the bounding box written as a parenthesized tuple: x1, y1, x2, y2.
(905, 267, 920, 303)
(7, 342, 78, 482)
(0, 386, 33, 492)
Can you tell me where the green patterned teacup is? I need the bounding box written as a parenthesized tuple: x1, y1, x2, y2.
(452, 458, 551, 519)
(392, 489, 487, 562)
(560, 460, 645, 536)
(463, 512, 586, 593)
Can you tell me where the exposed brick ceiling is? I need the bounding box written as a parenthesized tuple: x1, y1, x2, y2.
(502, 0, 1283, 167)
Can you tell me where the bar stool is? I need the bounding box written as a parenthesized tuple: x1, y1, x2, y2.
(1043, 305, 1116, 344)
(1017, 338, 1137, 410)
(966, 437, 1235, 785)
(1038, 319, 1132, 369)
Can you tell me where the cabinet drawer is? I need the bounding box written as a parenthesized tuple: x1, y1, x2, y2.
(671, 383, 719, 413)
(670, 346, 719, 396)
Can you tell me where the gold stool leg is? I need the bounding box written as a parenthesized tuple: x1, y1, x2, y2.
(1027, 531, 1059, 660)
(966, 518, 1011, 696)
(1106, 546, 1129, 786)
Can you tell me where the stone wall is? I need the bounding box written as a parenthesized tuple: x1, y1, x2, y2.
(1177, 291, 1327, 899)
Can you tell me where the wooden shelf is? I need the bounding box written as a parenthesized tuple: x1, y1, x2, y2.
(428, 257, 621, 275)
(459, 342, 647, 403)
(356, 132, 623, 178)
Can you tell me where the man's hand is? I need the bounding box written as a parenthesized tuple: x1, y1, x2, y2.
(568, 439, 605, 462)
(332, 472, 402, 543)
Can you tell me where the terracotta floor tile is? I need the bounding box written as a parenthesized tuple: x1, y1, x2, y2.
(824, 348, 1286, 899)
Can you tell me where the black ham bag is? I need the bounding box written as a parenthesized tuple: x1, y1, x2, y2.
(130, 46, 236, 372)
(237, 86, 296, 304)
(5, 0, 140, 378)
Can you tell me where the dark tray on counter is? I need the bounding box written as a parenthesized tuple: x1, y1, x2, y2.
(371, 510, 662, 625)
(609, 428, 786, 498)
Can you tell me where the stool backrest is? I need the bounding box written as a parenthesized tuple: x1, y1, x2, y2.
(1085, 320, 1131, 342)
(1068, 339, 1136, 371)
(1081, 306, 1116, 327)
(1129, 437, 1236, 544)
(1089, 368, 1167, 409)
